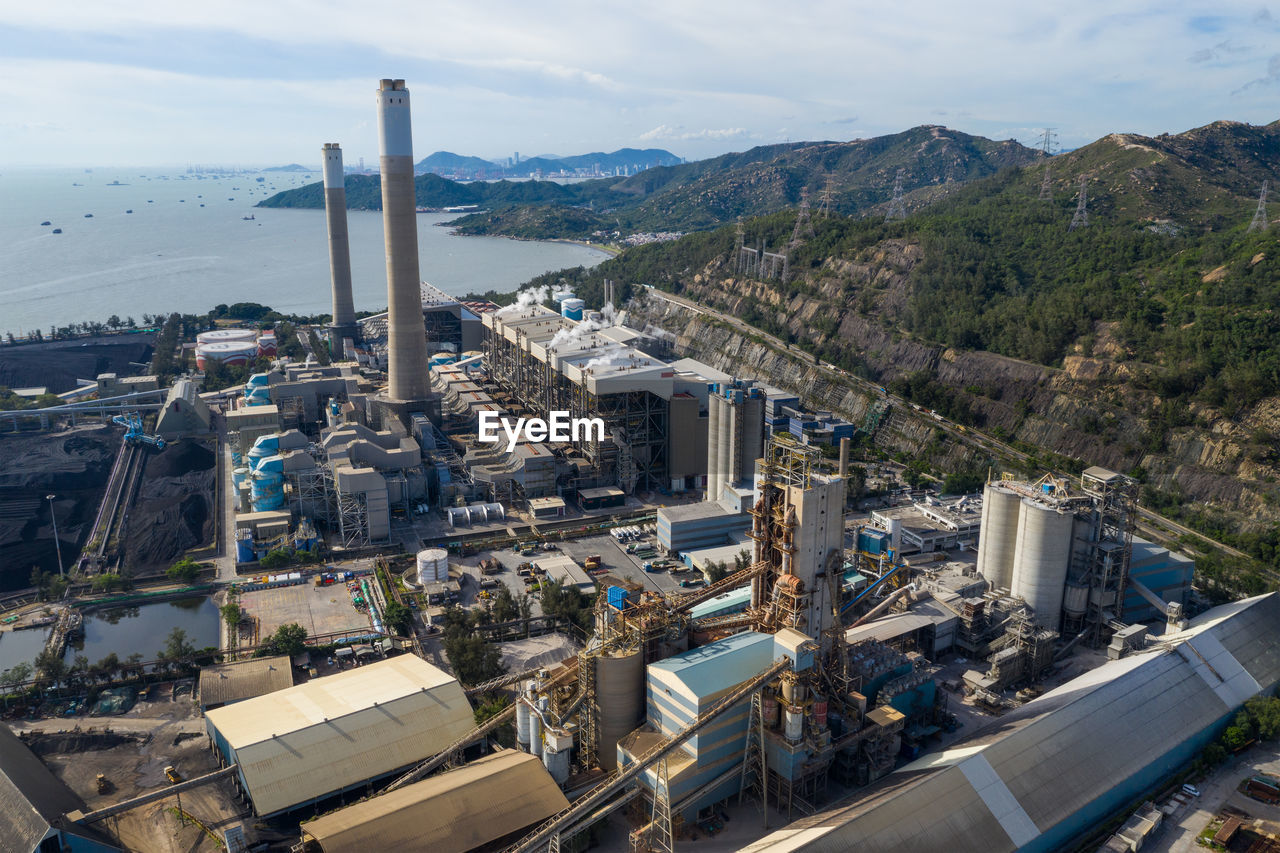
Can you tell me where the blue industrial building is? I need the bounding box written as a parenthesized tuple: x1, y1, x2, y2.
(1124, 537, 1195, 623)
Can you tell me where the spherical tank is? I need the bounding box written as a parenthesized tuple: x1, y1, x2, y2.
(596, 649, 644, 771)
(1010, 498, 1074, 628)
(977, 483, 1022, 592)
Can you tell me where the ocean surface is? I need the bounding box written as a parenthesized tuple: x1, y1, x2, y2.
(0, 168, 609, 336)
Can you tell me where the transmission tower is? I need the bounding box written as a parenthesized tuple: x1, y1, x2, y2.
(789, 187, 815, 249)
(1248, 180, 1270, 233)
(644, 757, 675, 853)
(884, 169, 907, 222)
(1069, 175, 1089, 230)
(817, 175, 835, 218)
(1037, 128, 1058, 201)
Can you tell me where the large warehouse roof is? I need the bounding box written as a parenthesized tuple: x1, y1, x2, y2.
(205, 655, 474, 817)
(300, 750, 569, 853)
(198, 655, 293, 709)
(742, 593, 1280, 853)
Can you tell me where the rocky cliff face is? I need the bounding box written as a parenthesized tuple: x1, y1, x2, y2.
(630, 260, 1280, 527)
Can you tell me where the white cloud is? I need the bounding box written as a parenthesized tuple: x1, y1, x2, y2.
(640, 125, 749, 141)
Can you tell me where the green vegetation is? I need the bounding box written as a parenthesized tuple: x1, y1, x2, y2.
(220, 602, 243, 628)
(90, 573, 128, 593)
(383, 600, 413, 636)
(538, 580, 594, 633)
(437, 606, 505, 685)
(165, 557, 202, 583)
(259, 127, 1042, 237)
(1196, 694, 1280, 771)
(259, 622, 308, 658)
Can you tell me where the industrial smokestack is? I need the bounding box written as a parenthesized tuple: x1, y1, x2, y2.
(376, 78, 429, 401)
(322, 143, 356, 338)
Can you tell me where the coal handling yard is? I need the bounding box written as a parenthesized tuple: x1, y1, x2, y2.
(0, 75, 1268, 853)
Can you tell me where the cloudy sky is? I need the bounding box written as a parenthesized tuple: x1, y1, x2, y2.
(2, 1, 1278, 167)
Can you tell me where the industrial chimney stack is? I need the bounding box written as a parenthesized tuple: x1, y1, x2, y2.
(376, 78, 430, 402)
(322, 143, 357, 345)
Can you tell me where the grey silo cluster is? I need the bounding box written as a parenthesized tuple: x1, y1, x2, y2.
(976, 482, 1075, 628)
(705, 382, 765, 503)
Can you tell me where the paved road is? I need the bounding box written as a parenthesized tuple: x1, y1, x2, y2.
(1144, 746, 1280, 852)
(643, 286, 1247, 562)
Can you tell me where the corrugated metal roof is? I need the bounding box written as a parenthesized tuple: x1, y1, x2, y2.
(649, 632, 775, 707)
(300, 750, 569, 853)
(742, 592, 1280, 853)
(843, 613, 935, 646)
(198, 656, 293, 707)
(207, 656, 475, 816)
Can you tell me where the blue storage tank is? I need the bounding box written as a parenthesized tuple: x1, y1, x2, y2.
(607, 586, 633, 611)
(858, 529, 889, 555)
(561, 298, 585, 321)
(236, 530, 255, 563)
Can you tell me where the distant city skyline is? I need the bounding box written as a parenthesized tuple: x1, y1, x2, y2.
(2, 1, 1279, 167)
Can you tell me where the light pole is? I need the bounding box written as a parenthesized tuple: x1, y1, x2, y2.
(46, 494, 64, 577)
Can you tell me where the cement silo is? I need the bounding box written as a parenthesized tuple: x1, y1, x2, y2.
(977, 483, 1023, 592)
(596, 649, 644, 770)
(705, 383, 764, 503)
(1010, 498, 1075, 628)
(376, 79, 430, 402)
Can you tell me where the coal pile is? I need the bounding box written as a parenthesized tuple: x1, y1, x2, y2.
(0, 334, 155, 394)
(0, 424, 118, 590)
(122, 440, 215, 574)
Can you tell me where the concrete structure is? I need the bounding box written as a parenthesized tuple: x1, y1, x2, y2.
(706, 382, 764, 504)
(376, 79, 430, 403)
(0, 723, 120, 852)
(870, 499, 982, 556)
(298, 750, 569, 853)
(323, 143, 358, 344)
(657, 501, 751, 552)
(536, 554, 596, 595)
(155, 379, 212, 438)
(742, 593, 1280, 853)
(1010, 497, 1075, 628)
(198, 656, 294, 710)
(205, 655, 474, 817)
(95, 372, 159, 396)
(977, 482, 1022, 592)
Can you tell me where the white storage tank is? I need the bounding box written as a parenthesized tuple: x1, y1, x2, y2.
(785, 706, 804, 742)
(886, 517, 903, 555)
(977, 483, 1023, 592)
(196, 340, 259, 370)
(1010, 498, 1075, 628)
(197, 328, 258, 345)
(542, 728, 572, 784)
(416, 548, 449, 585)
(515, 694, 532, 750)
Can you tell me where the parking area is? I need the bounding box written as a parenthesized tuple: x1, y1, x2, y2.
(239, 568, 377, 638)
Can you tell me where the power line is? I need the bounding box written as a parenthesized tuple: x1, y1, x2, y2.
(1068, 174, 1089, 231)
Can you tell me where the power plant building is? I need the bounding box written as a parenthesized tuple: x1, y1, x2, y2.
(706, 381, 764, 503)
(205, 655, 474, 817)
(741, 592, 1280, 853)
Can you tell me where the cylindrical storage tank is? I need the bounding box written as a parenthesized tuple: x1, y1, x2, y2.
(197, 340, 259, 370)
(887, 517, 903, 555)
(977, 483, 1022, 592)
(596, 649, 644, 770)
(196, 328, 257, 345)
(812, 693, 828, 729)
(515, 697, 532, 750)
(256, 334, 277, 357)
(763, 694, 780, 728)
(416, 548, 449, 585)
(236, 530, 255, 563)
(1010, 498, 1075, 628)
(552, 290, 575, 304)
(543, 744, 570, 784)
(561, 298, 585, 321)
(1063, 581, 1089, 619)
(785, 707, 804, 743)
(529, 708, 543, 758)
